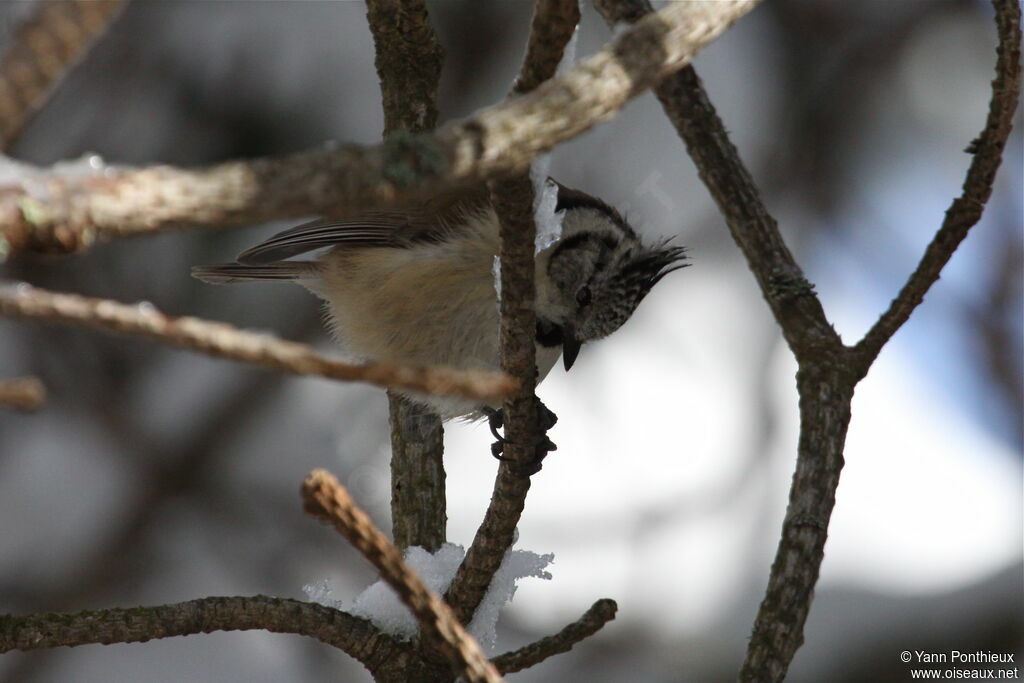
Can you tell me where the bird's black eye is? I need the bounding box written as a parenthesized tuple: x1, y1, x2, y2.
(575, 287, 592, 307)
(536, 318, 564, 347)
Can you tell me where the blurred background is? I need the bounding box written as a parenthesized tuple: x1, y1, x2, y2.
(0, 1, 1020, 681)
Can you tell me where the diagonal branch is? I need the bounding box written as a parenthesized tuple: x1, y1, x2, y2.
(0, 0, 129, 150)
(0, 282, 515, 402)
(596, 0, 836, 364)
(852, 0, 1021, 375)
(0, 595, 413, 677)
(492, 598, 618, 674)
(445, 0, 579, 627)
(301, 469, 502, 683)
(0, 0, 760, 258)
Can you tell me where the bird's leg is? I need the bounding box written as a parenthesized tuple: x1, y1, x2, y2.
(482, 401, 558, 474)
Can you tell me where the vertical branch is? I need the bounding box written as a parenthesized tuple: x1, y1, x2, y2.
(365, 0, 445, 136)
(363, 0, 447, 552)
(388, 395, 447, 552)
(445, 0, 579, 626)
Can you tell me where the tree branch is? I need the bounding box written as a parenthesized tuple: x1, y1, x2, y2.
(301, 469, 502, 683)
(0, 376, 45, 411)
(0, 282, 515, 402)
(366, 0, 445, 136)
(852, 0, 1021, 375)
(0, 595, 413, 676)
(596, 0, 837, 364)
(363, 0, 450, 555)
(0, 0, 760, 258)
(388, 391, 447, 553)
(513, 0, 581, 95)
(0, 0, 129, 150)
(597, 0, 1020, 681)
(445, 0, 579, 627)
(492, 598, 617, 674)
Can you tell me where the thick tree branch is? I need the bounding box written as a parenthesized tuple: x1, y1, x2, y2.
(0, 0, 129, 150)
(301, 469, 502, 683)
(445, 0, 579, 627)
(0, 595, 412, 676)
(388, 391, 447, 553)
(366, 0, 444, 136)
(492, 598, 617, 674)
(0, 376, 45, 411)
(0, 0, 760, 258)
(363, 0, 449, 555)
(0, 283, 515, 402)
(852, 0, 1021, 375)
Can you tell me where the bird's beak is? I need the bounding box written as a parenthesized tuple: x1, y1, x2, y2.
(562, 331, 582, 371)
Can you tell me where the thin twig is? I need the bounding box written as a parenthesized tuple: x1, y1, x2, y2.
(492, 598, 618, 674)
(0, 0, 760, 258)
(0, 282, 516, 402)
(301, 469, 502, 683)
(0, 0, 129, 150)
(446, 0, 579, 627)
(852, 0, 1021, 375)
(0, 376, 45, 411)
(0, 595, 412, 675)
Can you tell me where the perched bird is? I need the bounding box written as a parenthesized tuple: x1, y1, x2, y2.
(193, 181, 687, 419)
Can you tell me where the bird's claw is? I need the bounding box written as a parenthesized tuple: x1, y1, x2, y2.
(482, 402, 558, 474)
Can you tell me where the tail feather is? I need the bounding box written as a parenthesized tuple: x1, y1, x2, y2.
(191, 262, 317, 285)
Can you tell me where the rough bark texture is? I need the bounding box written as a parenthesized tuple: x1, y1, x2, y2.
(0, 595, 412, 676)
(366, 0, 445, 136)
(389, 393, 447, 552)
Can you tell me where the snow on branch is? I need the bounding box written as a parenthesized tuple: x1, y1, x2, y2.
(0, 282, 516, 402)
(0, 0, 761, 258)
(301, 469, 503, 683)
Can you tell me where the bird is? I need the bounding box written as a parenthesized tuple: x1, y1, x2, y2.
(193, 180, 687, 421)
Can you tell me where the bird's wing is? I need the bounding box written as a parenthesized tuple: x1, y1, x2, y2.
(236, 185, 493, 265)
